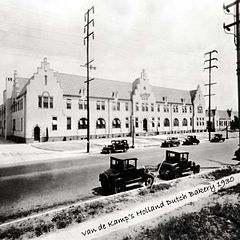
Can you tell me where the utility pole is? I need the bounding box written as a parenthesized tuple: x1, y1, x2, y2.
(204, 50, 218, 141)
(84, 6, 95, 153)
(223, 1, 240, 152)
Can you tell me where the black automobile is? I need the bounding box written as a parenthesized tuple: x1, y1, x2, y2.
(161, 137, 180, 148)
(159, 150, 200, 180)
(234, 148, 240, 159)
(101, 140, 129, 154)
(210, 134, 225, 143)
(182, 135, 200, 145)
(99, 156, 154, 193)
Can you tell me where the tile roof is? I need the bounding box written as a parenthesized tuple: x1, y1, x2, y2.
(56, 72, 132, 100)
(56, 72, 193, 104)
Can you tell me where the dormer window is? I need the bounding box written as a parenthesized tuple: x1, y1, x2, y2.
(112, 91, 118, 99)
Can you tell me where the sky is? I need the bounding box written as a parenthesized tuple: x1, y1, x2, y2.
(0, 0, 238, 110)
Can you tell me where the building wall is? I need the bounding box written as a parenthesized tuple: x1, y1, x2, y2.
(2, 59, 206, 142)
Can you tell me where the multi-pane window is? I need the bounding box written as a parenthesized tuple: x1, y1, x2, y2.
(197, 106, 203, 113)
(44, 75, 47, 85)
(164, 118, 170, 127)
(157, 104, 160, 112)
(101, 101, 105, 110)
(173, 118, 179, 126)
(146, 103, 148, 111)
(158, 117, 160, 127)
(66, 99, 71, 109)
(96, 118, 106, 129)
(152, 117, 155, 127)
(52, 116, 57, 131)
(151, 103, 154, 112)
(182, 106, 187, 113)
(202, 118, 205, 126)
(96, 101, 101, 110)
(125, 102, 129, 111)
(67, 117, 71, 130)
(142, 103, 145, 112)
(173, 105, 178, 113)
(79, 99, 87, 110)
(136, 102, 139, 111)
(182, 118, 188, 126)
(125, 117, 129, 128)
(190, 106, 192, 113)
(164, 105, 169, 113)
(43, 96, 48, 108)
(78, 118, 88, 129)
(117, 102, 120, 111)
(112, 101, 120, 111)
(79, 99, 83, 110)
(50, 97, 53, 108)
(135, 117, 139, 128)
(38, 96, 42, 108)
(112, 118, 121, 128)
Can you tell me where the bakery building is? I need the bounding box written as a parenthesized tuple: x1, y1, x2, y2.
(0, 58, 206, 143)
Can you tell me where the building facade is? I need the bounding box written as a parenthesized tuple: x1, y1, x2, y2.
(0, 58, 206, 143)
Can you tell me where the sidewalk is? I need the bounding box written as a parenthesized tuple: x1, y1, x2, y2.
(0, 131, 237, 167)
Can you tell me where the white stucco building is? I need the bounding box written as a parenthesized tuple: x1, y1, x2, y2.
(0, 58, 206, 143)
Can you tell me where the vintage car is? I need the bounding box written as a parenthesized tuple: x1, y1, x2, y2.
(101, 140, 129, 154)
(99, 156, 154, 193)
(210, 134, 225, 143)
(182, 135, 200, 145)
(159, 150, 200, 180)
(234, 148, 240, 159)
(161, 137, 180, 147)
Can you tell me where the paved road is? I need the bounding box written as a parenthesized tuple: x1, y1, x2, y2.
(0, 138, 238, 223)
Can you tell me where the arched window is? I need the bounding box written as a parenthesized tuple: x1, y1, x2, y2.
(96, 118, 106, 129)
(182, 118, 188, 126)
(164, 118, 170, 127)
(78, 118, 88, 129)
(173, 118, 179, 127)
(112, 118, 121, 128)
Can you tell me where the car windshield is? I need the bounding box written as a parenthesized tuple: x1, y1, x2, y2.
(111, 159, 124, 169)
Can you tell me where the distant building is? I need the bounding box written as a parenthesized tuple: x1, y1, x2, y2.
(205, 109, 238, 131)
(0, 58, 206, 143)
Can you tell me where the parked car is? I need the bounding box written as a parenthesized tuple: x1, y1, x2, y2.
(234, 148, 240, 159)
(161, 137, 180, 147)
(101, 140, 129, 154)
(210, 134, 225, 143)
(99, 156, 154, 193)
(182, 135, 200, 145)
(159, 150, 200, 180)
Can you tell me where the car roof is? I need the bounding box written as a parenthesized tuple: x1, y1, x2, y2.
(166, 150, 189, 154)
(110, 156, 138, 161)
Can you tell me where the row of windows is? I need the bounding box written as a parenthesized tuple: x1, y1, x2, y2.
(51, 116, 195, 131)
(12, 99, 23, 112)
(64, 98, 195, 114)
(51, 117, 129, 131)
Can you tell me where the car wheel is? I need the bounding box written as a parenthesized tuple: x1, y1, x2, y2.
(145, 175, 154, 188)
(174, 171, 182, 179)
(193, 165, 200, 174)
(113, 180, 125, 194)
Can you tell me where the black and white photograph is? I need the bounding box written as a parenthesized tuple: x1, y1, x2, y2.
(0, 0, 240, 239)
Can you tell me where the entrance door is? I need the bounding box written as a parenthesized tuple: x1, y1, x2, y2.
(34, 125, 40, 141)
(143, 119, 148, 132)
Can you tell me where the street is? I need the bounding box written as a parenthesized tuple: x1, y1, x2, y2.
(0, 138, 238, 223)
